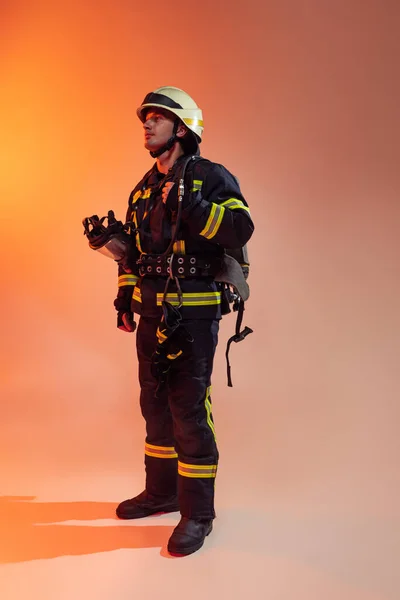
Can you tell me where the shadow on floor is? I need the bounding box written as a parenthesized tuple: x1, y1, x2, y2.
(0, 496, 176, 564)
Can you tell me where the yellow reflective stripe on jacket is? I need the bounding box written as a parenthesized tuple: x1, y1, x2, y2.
(118, 274, 138, 287)
(156, 292, 221, 307)
(173, 240, 186, 254)
(221, 198, 251, 215)
(200, 203, 225, 239)
(205, 386, 216, 441)
(145, 443, 178, 459)
(131, 188, 150, 204)
(178, 461, 217, 478)
(132, 286, 142, 303)
(132, 190, 142, 203)
(191, 179, 203, 192)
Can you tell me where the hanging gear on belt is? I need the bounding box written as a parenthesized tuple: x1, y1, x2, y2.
(216, 244, 253, 386)
(215, 253, 249, 301)
(82, 210, 133, 273)
(225, 297, 253, 387)
(151, 300, 194, 396)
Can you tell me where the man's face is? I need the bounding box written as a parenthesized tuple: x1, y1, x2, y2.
(143, 109, 176, 152)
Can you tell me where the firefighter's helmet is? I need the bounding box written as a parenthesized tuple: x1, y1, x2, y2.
(137, 86, 203, 143)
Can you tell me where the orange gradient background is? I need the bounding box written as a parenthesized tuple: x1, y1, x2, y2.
(1, 1, 399, 599)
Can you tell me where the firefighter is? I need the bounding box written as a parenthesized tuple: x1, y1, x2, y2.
(114, 86, 254, 555)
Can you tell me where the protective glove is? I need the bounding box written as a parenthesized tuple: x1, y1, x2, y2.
(117, 311, 136, 333)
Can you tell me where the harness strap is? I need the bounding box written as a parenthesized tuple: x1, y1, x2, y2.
(225, 299, 253, 387)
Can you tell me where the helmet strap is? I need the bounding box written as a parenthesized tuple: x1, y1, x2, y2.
(149, 119, 180, 158)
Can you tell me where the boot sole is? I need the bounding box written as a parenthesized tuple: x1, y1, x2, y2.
(167, 522, 213, 556)
(116, 504, 180, 520)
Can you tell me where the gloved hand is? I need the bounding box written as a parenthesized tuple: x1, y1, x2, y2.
(117, 311, 136, 333)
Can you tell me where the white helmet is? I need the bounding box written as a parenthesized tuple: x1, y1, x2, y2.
(137, 86, 204, 143)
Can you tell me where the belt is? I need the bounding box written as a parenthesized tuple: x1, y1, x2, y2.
(137, 254, 222, 278)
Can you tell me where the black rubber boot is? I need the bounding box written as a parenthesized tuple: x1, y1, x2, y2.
(167, 517, 213, 555)
(116, 490, 179, 520)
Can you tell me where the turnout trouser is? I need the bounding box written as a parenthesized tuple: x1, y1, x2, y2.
(136, 315, 219, 520)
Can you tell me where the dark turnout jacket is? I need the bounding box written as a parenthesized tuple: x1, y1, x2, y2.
(114, 154, 254, 320)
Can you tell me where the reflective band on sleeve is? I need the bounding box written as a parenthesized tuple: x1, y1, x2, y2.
(132, 286, 142, 303)
(221, 198, 251, 215)
(118, 274, 138, 287)
(178, 461, 217, 478)
(199, 204, 225, 239)
(156, 292, 221, 307)
(142, 188, 151, 200)
(145, 443, 178, 459)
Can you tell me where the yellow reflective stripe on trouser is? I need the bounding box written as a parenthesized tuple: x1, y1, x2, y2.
(199, 203, 225, 239)
(191, 179, 203, 192)
(205, 386, 216, 441)
(118, 274, 138, 287)
(145, 443, 178, 459)
(178, 461, 217, 478)
(156, 292, 221, 306)
(173, 240, 186, 254)
(132, 286, 142, 303)
(221, 198, 251, 215)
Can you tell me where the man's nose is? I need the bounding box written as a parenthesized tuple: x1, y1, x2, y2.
(144, 120, 152, 131)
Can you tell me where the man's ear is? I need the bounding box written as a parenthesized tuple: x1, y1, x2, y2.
(176, 122, 188, 139)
